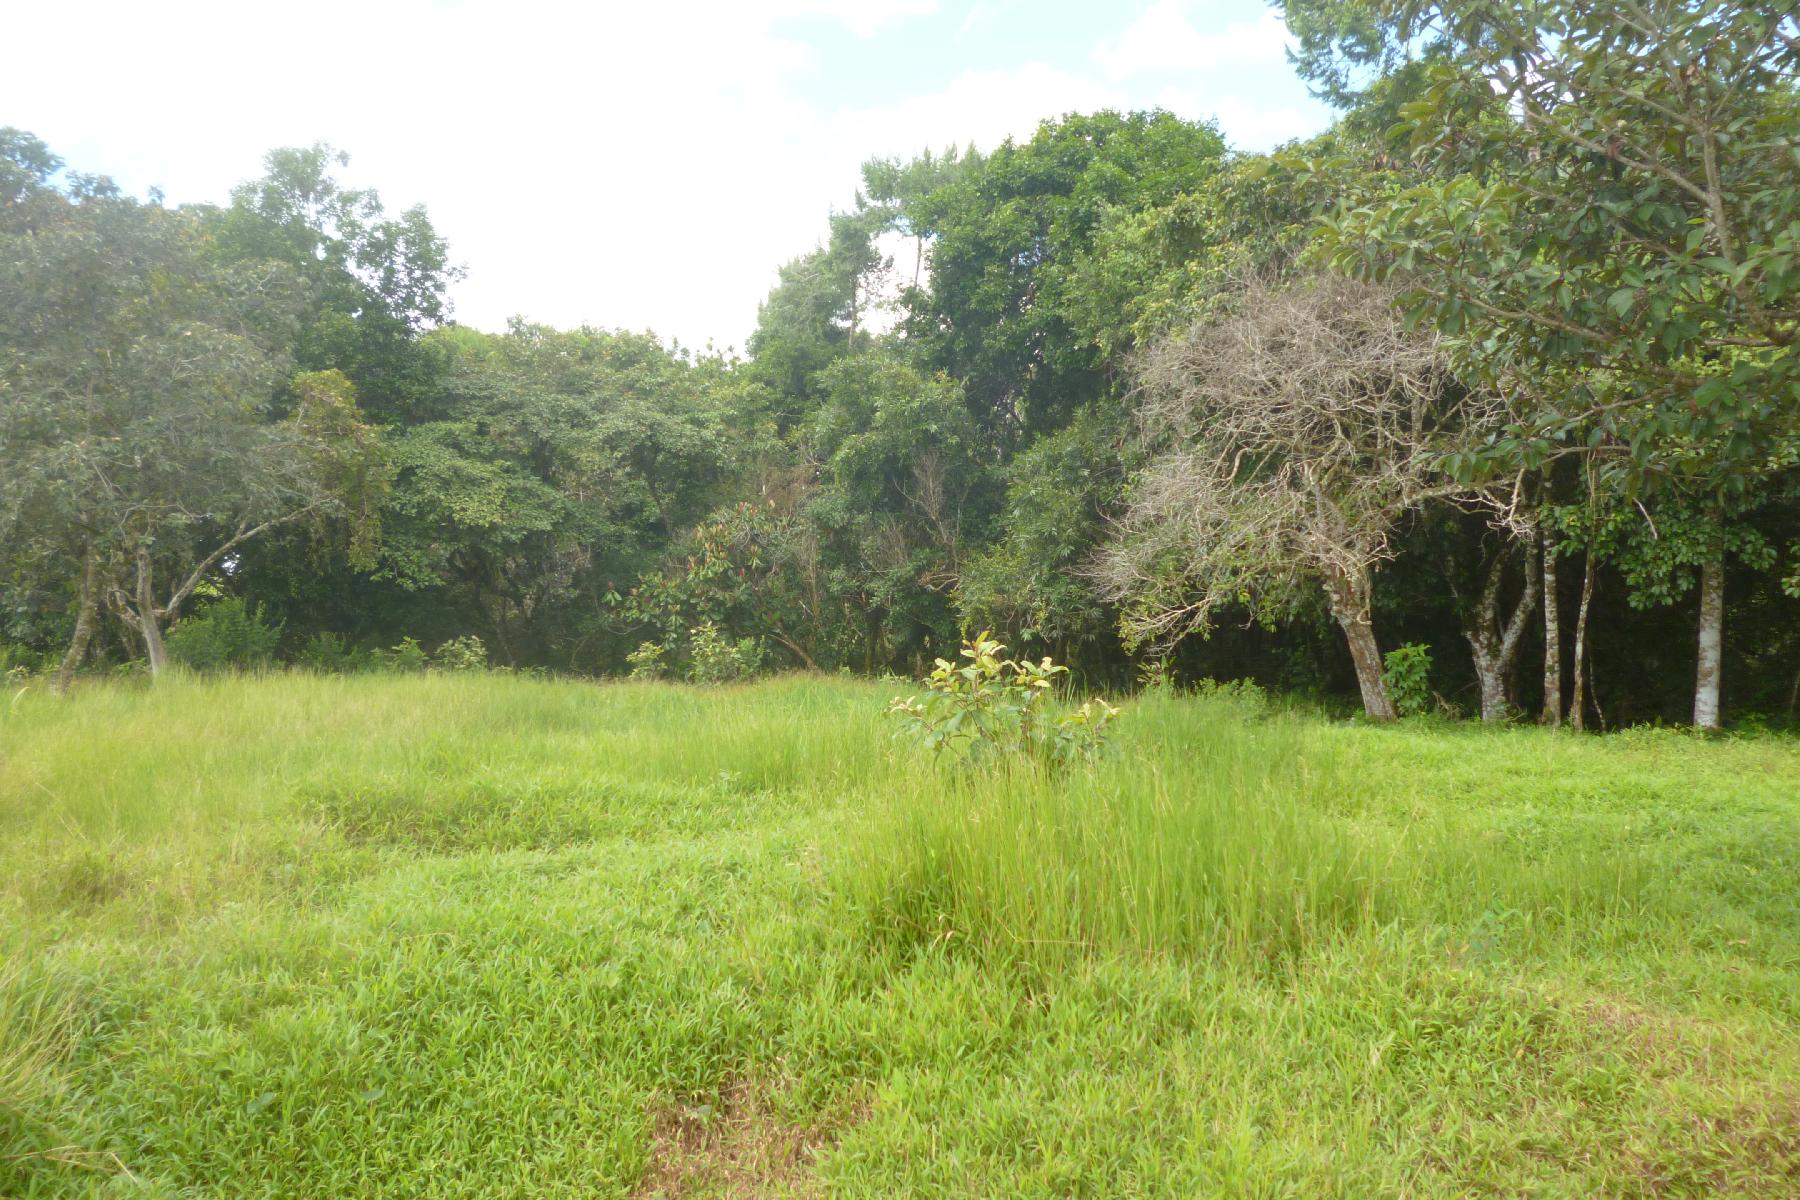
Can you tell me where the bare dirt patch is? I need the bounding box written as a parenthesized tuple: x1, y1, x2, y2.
(634, 1078, 866, 1199)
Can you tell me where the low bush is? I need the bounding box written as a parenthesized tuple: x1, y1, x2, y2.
(296, 631, 361, 673)
(1191, 676, 1270, 719)
(1, 643, 49, 684)
(686, 621, 761, 685)
(432, 635, 488, 672)
(887, 632, 1119, 769)
(370, 637, 427, 673)
(165, 597, 281, 672)
(1382, 642, 1433, 717)
(626, 640, 669, 681)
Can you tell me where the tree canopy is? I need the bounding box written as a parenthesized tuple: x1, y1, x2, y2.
(4, 5, 1797, 726)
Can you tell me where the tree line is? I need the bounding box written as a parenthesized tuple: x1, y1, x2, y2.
(3, 0, 1796, 728)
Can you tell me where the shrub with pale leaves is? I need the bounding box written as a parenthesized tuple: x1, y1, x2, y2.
(887, 632, 1119, 769)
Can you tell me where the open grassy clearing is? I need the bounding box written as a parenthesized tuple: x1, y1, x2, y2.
(1, 673, 1796, 1197)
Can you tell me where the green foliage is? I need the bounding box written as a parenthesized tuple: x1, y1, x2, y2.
(296, 631, 359, 674)
(890, 110, 1228, 440)
(375, 324, 737, 669)
(956, 407, 1124, 669)
(164, 598, 283, 673)
(1382, 642, 1433, 717)
(1064, 149, 1338, 358)
(625, 640, 668, 681)
(288, 369, 391, 570)
(685, 621, 762, 685)
(1314, 1, 1800, 497)
(1190, 676, 1271, 720)
(370, 636, 427, 673)
(214, 143, 458, 425)
(1549, 487, 1776, 611)
(614, 498, 833, 673)
(0, 643, 49, 683)
(887, 632, 1119, 769)
(1279, 0, 1454, 109)
(1137, 656, 1176, 694)
(431, 635, 488, 672)
(6, 70, 1798, 727)
(0, 138, 413, 680)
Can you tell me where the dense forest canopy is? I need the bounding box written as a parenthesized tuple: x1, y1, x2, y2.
(3, 1, 1797, 728)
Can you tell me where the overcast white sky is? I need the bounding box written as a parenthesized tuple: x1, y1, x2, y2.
(4, 0, 1335, 352)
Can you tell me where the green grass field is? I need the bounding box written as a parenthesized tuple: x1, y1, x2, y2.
(2, 673, 1796, 1197)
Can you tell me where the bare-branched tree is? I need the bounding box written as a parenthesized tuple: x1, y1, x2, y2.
(1097, 274, 1506, 719)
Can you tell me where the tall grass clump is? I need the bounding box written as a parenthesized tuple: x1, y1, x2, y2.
(847, 686, 1667, 971)
(848, 690, 1387, 967)
(0, 962, 79, 1158)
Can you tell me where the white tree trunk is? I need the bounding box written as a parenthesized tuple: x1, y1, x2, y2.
(1693, 548, 1724, 730)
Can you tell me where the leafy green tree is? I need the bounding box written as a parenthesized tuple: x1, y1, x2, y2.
(612, 496, 826, 671)
(963, 144, 1347, 679)
(376, 325, 735, 667)
(0, 133, 383, 681)
(745, 207, 891, 422)
(1315, 0, 1800, 726)
(1278, 0, 1461, 111)
(212, 144, 458, 423)
(893, 110, 1228, 443)
(799, 352, 994, 672)
(955, 407, 1129, 679)
(1064, 126, 1380, 356)
(164, 596, 283, 672)
(203, 145, 462, 654)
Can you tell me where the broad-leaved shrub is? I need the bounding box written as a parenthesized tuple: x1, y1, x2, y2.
(887, 632, 1119, 769)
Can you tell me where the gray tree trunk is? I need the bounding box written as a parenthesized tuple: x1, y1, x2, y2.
(134, 546, 169, 678)
(1327, 568, 1395, 721)
(53, 551, 101, 693)
(1570, 545, 1598, 732)
(1462, 541, 1541, 722)
(1540, 532, 1563, 727)
(1693, 548, 1724, 730)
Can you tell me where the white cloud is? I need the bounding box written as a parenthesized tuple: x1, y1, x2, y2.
(1156, 88, 1317, 152)
(833, 63, 1123, 161)
(2, 0, 890, 351)
(3, 1, 1327, 352)
(787, 0, 940, 37)
(1095, 5, 1291, 80)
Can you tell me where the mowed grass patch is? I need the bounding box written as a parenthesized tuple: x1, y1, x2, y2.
(1, 672, 1796, 1196)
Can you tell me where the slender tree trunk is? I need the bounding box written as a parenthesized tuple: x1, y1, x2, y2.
(1693, 546, 1725, 730)
(1327, 568, 1395, 721)
(1540, 531, 1563, 727)
(1461, 540, 1541, 722)
(53, 551, 102, 694)
(134, 546, 169, 678)
(770, 629, 818, 671)
(1570, 545, 1598, 732)
(1464, 567, 1507, 722)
